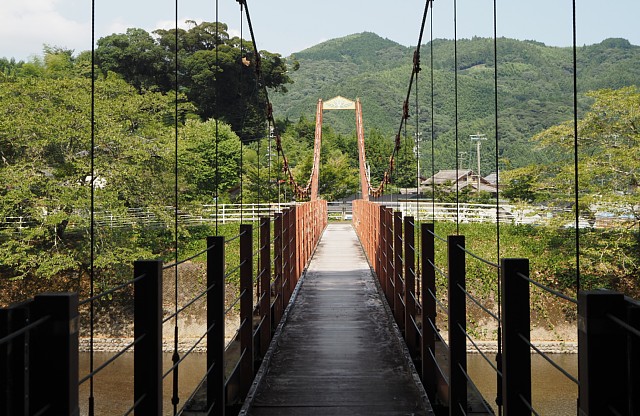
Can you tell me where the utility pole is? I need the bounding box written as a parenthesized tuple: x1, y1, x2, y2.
(470, 134, 487, 195)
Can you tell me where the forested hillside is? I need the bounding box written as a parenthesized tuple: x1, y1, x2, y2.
(271, 32, 640, 171)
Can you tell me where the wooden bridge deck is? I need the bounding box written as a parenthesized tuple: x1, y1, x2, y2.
(240, 223, 434, 415)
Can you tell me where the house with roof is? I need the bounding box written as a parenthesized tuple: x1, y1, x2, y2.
(422, 169, 498, 195)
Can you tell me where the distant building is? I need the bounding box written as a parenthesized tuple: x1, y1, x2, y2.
(483, 172, 499, 186)
(422, 169, 498, 195)
(422, 169, 473, 186)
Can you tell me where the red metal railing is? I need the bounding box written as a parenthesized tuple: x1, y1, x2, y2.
(354, 199, 640, 415)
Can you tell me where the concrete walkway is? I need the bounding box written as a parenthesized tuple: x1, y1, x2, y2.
(241, 223, 433, 415)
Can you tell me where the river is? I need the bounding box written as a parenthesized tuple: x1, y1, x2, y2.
(79, 352, 578, 415)
(468, 353, 578, 415)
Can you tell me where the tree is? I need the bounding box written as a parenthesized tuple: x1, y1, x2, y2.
(179, 119, 242, 203)
(0, 75, 183, 285)
(95, 21, 295, 142)
(528, 86, 639, 220)
(95, 28, 169, 91)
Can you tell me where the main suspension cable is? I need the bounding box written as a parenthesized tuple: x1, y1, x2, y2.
(240, 0, 316, 201)
(369, 0, 432, 198)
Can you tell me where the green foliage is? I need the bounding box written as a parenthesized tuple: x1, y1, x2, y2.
(179, 119, 242, 203)
(0, 73, 243, 286)
(429, 221, 639, 299)
(95, 21, 295, 142)
(271, 34, 640, 174)
(504, 86, 640, 220)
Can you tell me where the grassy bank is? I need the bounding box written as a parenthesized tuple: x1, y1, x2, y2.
(424, 221, 638, 339)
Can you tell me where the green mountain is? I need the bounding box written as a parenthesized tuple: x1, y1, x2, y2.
(271, 32, 640, 171)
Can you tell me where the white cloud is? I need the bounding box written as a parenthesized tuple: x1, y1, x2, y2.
(0, 0, 91, 60)
(154, 18, 202, 32)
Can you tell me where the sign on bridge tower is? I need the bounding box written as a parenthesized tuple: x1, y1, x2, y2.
(317, 96, 369, 201)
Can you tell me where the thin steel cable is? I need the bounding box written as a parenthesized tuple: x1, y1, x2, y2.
(493, 2, 504, 412)
(428, 259, 447, 280)
(454, 0, 460, 234)
(519, 334, 580, 385)
(31, 404, 52, 416)
(425, 226, 447, 243)
(456, 362, 495, 415)
(458, 323, 502, 376)
(163, 281, 216, 324)
(89, 1, 96, 412)
(215, 0, 219, 235)
(608, 405, 624, 416)
(457, 243, 500, 269)
(519, 394, 541, 416)
(225, 288, 247, 316)
(78, 273, 147, 307)
(181, 359, 217, 412)
(607, 313, 640, 338)
(171, 4, 181, 413)
(162, 242, 217, 270)
(78, 335, 144, 386)
(0, 315, 50, 346)
(416, 54, 420, 215)
(430, 5, 435, 223)
(225, 231, 244, 244)
(517, 271, 578, 304)
(123, 395, 146, 416)
(457, 283, 500, 322)
(224, 261, 245, 281)
(163, 322, 215, 379)
(239, 2, 244, 223)
(572, 0, 581, 292)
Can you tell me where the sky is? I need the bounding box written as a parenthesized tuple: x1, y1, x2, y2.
(2, 0, 640, 61)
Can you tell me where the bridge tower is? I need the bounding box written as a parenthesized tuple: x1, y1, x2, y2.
(317, 96, 370, 201)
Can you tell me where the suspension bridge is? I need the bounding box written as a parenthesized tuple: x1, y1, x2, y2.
(2, 0, 640, 415)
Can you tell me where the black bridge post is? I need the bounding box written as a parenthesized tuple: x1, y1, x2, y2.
(385, 208, 404, 306)
(0, 300, 31, 415)
(207, 236, 225, 414)
(282, 209, 291, 305)
(134, 259, 163, 416)
(31, 293, 79, 416)
(377, 204, 385, 294)
(578, 290, 627, 415)
(259, 217, 272, 359)
(421, 223, 437, 402)
(404, 216, 416, 359)
(239, 224, 254, 399)
(500, 258, 531, 415)
(448, 235, 467, 415)
(273, 212, 283, 329)
(393, 211, 403, 329)
(629, 298, 640, 416)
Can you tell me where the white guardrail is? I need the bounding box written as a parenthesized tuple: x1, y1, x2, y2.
(1, 201, 635, 231)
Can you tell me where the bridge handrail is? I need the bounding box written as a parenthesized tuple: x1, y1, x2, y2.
(1, 294, 78, 415)
(0, 201, 328, 415)
(352, 198, 640, 416)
